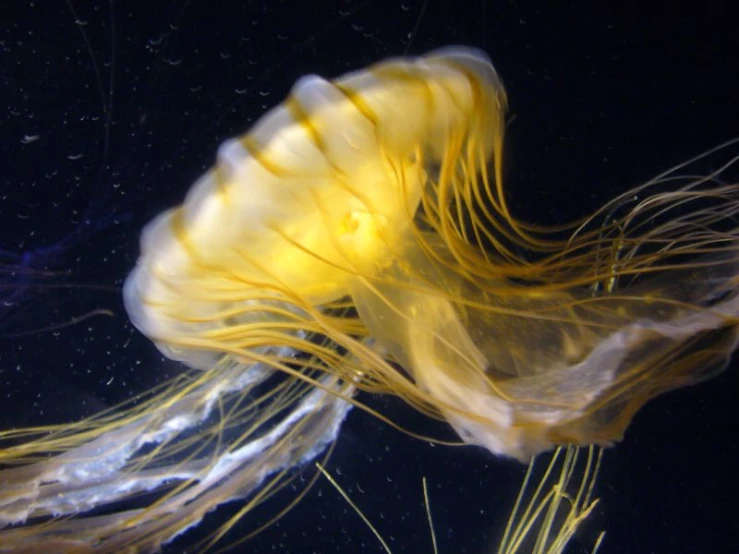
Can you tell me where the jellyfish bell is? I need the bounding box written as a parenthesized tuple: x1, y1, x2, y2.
(122, 46, 505, 365)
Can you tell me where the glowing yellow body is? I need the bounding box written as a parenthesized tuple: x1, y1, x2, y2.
(124, 47, 503, 366)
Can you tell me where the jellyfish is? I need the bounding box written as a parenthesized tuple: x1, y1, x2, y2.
(1, 45, 738, 552)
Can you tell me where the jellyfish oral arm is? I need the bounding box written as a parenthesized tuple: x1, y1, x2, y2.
(0, 361, 352, 552)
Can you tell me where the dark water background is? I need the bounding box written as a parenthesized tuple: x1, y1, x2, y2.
(1, 1, 737, 553)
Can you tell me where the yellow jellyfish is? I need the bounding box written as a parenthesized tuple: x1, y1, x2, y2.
(1, 46, 738, 552)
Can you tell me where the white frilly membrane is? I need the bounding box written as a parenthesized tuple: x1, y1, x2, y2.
(2, 45, 739, 552)
(0, 360, 353, 552)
